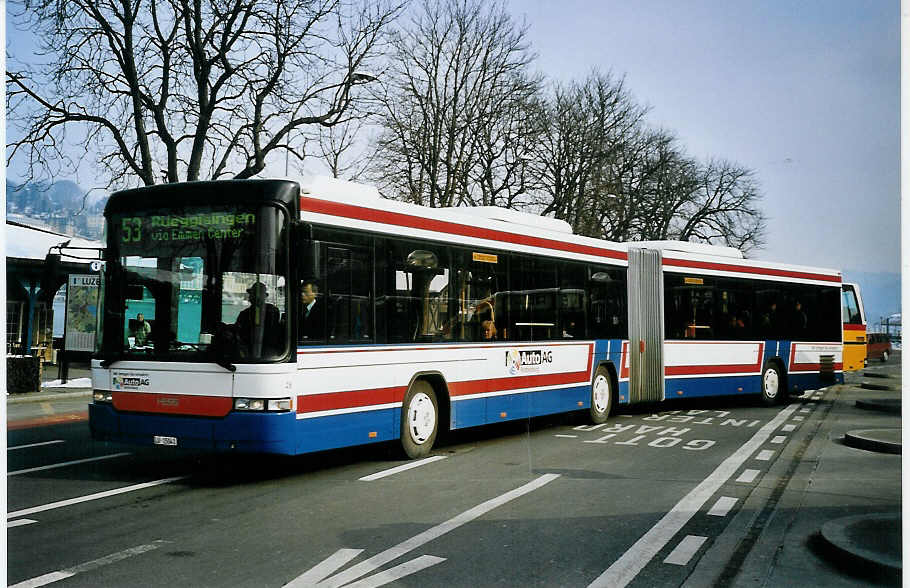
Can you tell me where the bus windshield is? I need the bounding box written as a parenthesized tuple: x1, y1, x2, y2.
(101, 204, 290, 363)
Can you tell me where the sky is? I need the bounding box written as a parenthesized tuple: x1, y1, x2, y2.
(6, 1, 900, 279)
(513, 0, 900, 277)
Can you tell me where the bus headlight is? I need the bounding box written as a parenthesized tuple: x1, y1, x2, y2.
(234, 398, 265, 411)
(93, 391, 113, 403)
(267, 398, 291, 411)
(233, 398, 291, 412)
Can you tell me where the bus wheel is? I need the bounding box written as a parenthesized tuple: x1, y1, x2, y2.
(761, 363, 782, 406)
(401, 380, 438, 459)
(590, 367, 613, 424)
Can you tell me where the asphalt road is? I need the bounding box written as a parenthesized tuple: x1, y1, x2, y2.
(8, 388, 839, 587)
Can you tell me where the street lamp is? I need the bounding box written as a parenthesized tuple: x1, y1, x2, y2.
(350, 71, 378, 84)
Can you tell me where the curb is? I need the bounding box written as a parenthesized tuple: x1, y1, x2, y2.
(860, 381, 898, 391)
(7, 390, 93, 404)
(818, 513, 902, 577)
(863, 372, 901, 380)
(855, 398, 902, 414)
(843, 428, 902, 454)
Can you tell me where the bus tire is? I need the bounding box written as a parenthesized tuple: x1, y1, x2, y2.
(761, 362, 783, 406)
(590, 366, 613, 424)
(401, 380, 438, 459)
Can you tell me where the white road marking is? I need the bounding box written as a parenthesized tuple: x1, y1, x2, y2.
(587, 403, 798, 588)
(9, 476, 187, 519)
(8, 519, 37, 528)
(584, 434, 616, 444)
(793, 416, 805, 421)
(289, 474, 560, 588)
(344, 556, 447, 588)
(800, 408, 811, 413)
(756, 450, 775, 461)
(770, 435, 786, 444)
(555, 434, 578, 439)
(291, 549, 364, 585)
(781, 424, 796, 432)
(735, 469, 760, 484)
(707, 496, 737, 517)
(9, 540, 168, 588)
(9, 453, 131, 476)
(358, 456, 447, 481)
(8, 440, 65, 451)
(663, 535, 708, 566)
(574, 424, 606, 431)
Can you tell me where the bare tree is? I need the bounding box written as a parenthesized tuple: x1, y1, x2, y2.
(531, 71, 648, 233)
(371, 0, 539, 207)
(6, 0, 403, 188)
(313, 118, 378, 180)
(526, 70, 766, 252)
(671, 159, 766, 253)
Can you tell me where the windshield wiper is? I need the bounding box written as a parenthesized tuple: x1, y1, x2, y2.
(100, 354, 122, 368)
(214, 356, 237, 372)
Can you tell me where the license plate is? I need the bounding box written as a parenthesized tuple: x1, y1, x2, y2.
(153, 435, 178, 446)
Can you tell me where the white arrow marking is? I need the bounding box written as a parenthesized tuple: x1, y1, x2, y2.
(287, 473, 559, 588)
(343, 556, 446, 588)
(287, 549, 363, 586)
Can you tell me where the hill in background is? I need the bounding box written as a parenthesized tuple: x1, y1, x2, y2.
(6, 179, 107, 239)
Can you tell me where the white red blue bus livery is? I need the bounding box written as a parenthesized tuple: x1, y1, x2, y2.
(89, 178, 843, 457)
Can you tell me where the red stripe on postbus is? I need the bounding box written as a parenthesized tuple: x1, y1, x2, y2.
(843, 324, 866, 331)
(662, 258, 841, 283)
(301, 197, 627, 261)
(112, 392, 233, 417)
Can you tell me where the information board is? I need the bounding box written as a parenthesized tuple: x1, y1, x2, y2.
(64, 274, 100, 352)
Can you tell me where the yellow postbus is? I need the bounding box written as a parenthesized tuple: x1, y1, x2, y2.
(841, 283, 866, 371)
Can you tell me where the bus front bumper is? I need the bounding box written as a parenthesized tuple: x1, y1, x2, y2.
(89, 403, 298, 455)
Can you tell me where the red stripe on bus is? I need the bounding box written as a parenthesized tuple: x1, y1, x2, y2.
(300, 197, 627, 261)
(298, 386, 406, 413)
(665, 364, 762, 376)
(790, 363, 843, 372)
(112, 392, 233, 417)
(296, 370, 591, 414)
(662, 258, 841, 283)
(448, 370, 591, 398)
(843, 324, 866, 331)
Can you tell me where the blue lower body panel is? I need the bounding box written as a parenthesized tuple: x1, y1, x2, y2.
(452, 385, 589, 429)
(296, 408, 397, 454)
(665, 375, 761, 399)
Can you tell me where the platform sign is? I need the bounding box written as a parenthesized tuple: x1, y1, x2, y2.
(65, 274, 100, 352)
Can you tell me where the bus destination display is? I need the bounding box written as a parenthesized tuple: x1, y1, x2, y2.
(120, 212, 256, 244)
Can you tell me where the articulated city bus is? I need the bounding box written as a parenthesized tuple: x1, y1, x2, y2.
(89, 178, 843, 457)
(841, 282, 867, 371)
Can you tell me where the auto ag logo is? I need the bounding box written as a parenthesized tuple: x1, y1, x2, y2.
(505, 349, 553, 375)
(505, 349, 522, 375)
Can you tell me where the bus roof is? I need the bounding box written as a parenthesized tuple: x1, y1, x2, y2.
(296, 176, 841, 285)
(110, 176, 841, 285)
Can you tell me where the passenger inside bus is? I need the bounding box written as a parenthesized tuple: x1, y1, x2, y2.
(299, 279, 325, 342)
(481, 320, 497, 340)
(235, 281, 282, 354)
(129, 313, 152, 347)
(793, 300, 808, 333)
